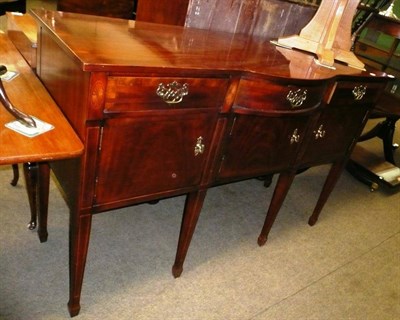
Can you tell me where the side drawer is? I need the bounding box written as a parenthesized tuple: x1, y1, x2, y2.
(327, 81, 386, 106)
(105, 77, 229, 112)
(234, 78, 326, 113)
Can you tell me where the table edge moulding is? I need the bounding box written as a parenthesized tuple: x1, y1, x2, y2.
(27, 8, 390, 317)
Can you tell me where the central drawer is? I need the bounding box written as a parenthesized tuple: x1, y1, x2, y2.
(104, 77, 229, 112)
(234, 78, 327, 113)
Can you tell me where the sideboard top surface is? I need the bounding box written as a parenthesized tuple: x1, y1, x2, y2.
(31, 8, 387, 81)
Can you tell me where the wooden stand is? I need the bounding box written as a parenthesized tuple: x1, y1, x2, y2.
(347, 145, 400, 191)
(274, 0, 365, 69)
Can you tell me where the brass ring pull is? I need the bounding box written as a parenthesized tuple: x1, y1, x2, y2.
(194, 136, 205, 156)
(313, 124, 326, 140)
(286, 89, 307, 108)
(156, 81, 189, 104)
(352, 85, 367, 101)
(289, 128, 300, 144)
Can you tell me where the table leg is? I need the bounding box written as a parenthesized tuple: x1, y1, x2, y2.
(172, 189, 207, 278)
(23, 162, 50, 242)
(23, 162, 38, 231)
(308, 160, 346, 226)
(37, 162, 50, 242)
(257, 171, 296, 246)
(358, 116, 399, 165)
(381, 117, 399, 165)
(10, 163, 19, 186)
(68, 210, 92, 317)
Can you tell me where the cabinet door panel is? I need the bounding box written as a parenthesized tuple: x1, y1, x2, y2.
(95, 112, 216, 205)
(217, 113, 309, 180)
(299, 103, 369, 166)
(299, 80, 384, 166)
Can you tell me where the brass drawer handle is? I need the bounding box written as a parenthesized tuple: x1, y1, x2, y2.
(286, 89, 307, 108)
(352, 85, 367, 100)
(194, 136, 205, 156)
(289, 128, 300, 144)
(314, 124, 326, 140)
(156, 81, 189, 104)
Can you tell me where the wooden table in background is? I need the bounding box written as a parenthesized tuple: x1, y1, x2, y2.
(0, 33, 83, 241)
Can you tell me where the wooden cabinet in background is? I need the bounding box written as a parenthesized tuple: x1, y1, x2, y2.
(136, 0, 317, 38)
(136, 0, 189, 25)
(54, 0, 318, 35)
(57, 0, 136, 19)
(354, 14, 400, 74)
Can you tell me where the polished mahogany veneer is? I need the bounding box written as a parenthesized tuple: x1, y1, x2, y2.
(30, 9, 388, 317)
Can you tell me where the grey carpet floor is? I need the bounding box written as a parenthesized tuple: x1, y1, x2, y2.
(1, 119, 399, 319)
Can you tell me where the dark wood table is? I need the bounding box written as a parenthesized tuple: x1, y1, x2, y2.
(0, 33, 83, 241)
(29, 8, 389, 316)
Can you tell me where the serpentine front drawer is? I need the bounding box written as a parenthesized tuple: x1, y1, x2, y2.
(234, 78, 327, 113)
(298, 80, 386, 167)
(327, 80, 386, 106)
(104, 77, 229, 113)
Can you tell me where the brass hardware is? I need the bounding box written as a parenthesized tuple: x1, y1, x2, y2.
(290, 128, 300, 144)
(194, 136, 205, 156)
(352, 85, 367, 100)
(370, 182, 379, 192)
(314, 124, 326, 140)
(390, 84, 397, 95)
(286, 89, 307, 108)
(156, 81, 189, 104)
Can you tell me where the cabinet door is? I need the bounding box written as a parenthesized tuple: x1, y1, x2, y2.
(299, 106, 367, 166)
(94, 112, 217, 206)
(217, 112, 310, 180)
(299, 81, 385, 166)
(217, 77, 325, 181)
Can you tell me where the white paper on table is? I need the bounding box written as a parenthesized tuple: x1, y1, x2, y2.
(5, 117, 54, 138)
(0, 70, 19, 82)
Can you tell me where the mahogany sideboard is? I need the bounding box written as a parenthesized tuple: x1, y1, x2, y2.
(30, 9, 388, 316)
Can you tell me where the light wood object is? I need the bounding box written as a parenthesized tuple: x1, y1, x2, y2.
(275, 0, 365, 69)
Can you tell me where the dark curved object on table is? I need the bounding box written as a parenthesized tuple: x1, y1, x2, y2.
(0, 65, 36, 128)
